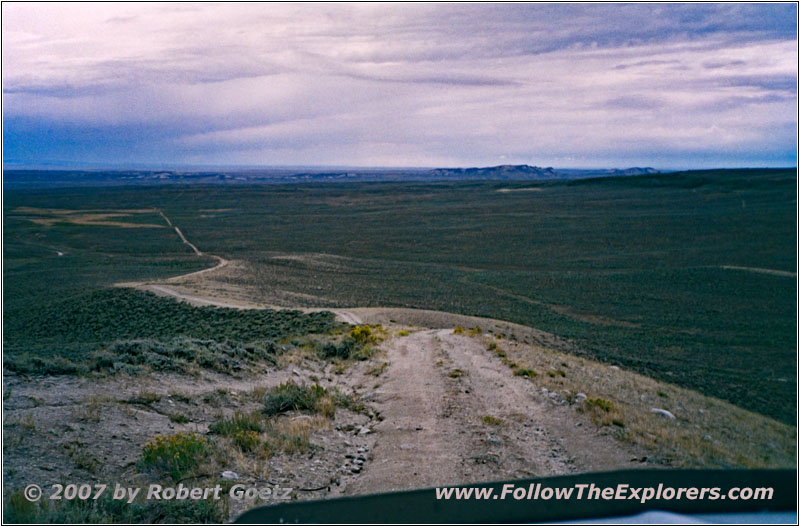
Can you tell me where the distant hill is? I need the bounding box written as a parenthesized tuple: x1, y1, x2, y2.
(581, 167, 659, 177)
(429, 164, 658, 180)
(429, 164, 558, 180)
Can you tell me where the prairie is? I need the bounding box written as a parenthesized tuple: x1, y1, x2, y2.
(4, 169, 796, 423)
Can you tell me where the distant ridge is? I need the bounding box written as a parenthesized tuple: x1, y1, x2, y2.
(430, 164, 557, 180)
(429, 164, 659, 181)
(592, 167, 659, 177)
(3, 165, 659, 188)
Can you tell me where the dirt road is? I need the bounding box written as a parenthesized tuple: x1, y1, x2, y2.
(345, 329, 645, 494)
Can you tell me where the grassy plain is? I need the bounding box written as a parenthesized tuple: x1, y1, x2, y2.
(3, 169, 796, 423)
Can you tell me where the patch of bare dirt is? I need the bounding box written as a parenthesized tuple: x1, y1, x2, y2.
(344, 330, 648, 495)
(12, 207, 165, 229)
(3, 358, 383, 521)
(496, 187, 543, 192)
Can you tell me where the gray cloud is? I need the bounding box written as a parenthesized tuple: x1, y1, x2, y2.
(2, 3, 797, 168)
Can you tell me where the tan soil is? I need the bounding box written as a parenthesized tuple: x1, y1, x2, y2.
(344, 329, 647, 495)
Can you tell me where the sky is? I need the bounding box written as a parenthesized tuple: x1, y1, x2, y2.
(2, 3, 797, 170)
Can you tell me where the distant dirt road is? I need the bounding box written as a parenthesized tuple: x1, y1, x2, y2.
(719, 265, 796, 278)
(129, 210, 360, 323)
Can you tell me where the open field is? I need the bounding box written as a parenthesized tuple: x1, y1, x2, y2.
(6, 169, 794, 422)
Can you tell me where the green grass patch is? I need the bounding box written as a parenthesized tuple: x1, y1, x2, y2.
(482, 415, 504, 426)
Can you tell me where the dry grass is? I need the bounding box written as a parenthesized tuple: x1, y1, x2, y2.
(312, 395, 337, 419)
(4, 414, 37, 434)
(62, 440, 101, 474)
(488, 336, 797, 468)
(71, 396, 108, 423)
(368, 361, 389, 377)
(124, 390, 163, 405)
(212, 413, 328, 463)
(266, 416, 328, 455)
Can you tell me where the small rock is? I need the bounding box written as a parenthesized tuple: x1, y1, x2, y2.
(650, 408, 676, 419)
(698, 409, 706, 415)
(350, 466, 361, 474)
(345, 453, 355, 459)
(358, 426, 372, 436)
(221, 470, 239, 480)
(575, 392, 587, 401)
(292, 369, 301, 377)
(609, 365, 620, 371)
(703, 435, 712, 442)
(356, 455, 366, 462)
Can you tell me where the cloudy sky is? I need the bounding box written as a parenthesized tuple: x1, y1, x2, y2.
(2, 3, 797, 169)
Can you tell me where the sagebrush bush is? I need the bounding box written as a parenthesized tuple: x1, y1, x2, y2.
(139, 432, 210, 482)
(90, 338, 277, 376)
(3, 355, 80, 375)
(263, 382, 331, 416)
(317, 332, 376, 361)
(319, 339, 357, 360)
